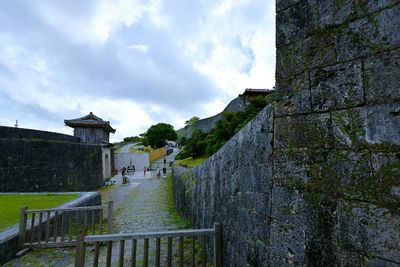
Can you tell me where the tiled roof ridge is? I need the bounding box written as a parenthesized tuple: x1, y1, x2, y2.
(64, 112, 116, 133)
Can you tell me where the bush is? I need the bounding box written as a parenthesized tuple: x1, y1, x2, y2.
(179, 92, 274, 159)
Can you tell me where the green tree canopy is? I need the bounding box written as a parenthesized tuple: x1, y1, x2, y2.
(145, 123, 177, 148)
(185, 116, 200, 127)
(123, 136, 143, 143)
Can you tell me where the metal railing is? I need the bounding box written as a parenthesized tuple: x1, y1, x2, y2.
(19, 201, 113, 249)
(75, 223, 222, 267)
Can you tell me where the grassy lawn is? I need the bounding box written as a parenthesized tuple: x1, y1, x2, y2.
(175, 156, 207, 168)
(0, 193, 79, 231)
(128, 146, 145, 154)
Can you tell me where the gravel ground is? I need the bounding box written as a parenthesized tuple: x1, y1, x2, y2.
(4, 175, 188, 267)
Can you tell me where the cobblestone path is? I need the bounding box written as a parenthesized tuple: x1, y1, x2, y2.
(5, 175, 188, 266)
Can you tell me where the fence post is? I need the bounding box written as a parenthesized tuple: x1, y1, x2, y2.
(75, 230, 86, 267)
(18, 207, 28, 250)
(213, 223, 222, 267)
(107, 201, 113, 233)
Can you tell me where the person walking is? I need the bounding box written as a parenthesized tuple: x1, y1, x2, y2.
(144, 166, 147, 177)
(157, 166, 161, 178)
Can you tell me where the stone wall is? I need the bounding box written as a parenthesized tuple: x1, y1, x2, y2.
(274, 0, 399, 265)
(0, 128, 105, 192)
(0, 126, 79, 142)
(173, 106, 274, 266)
(173, 1, 400, 266)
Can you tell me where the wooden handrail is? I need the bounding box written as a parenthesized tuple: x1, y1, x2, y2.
(25, 206, 107, 214)
(84, 228, 215, 242)
(75, 223, 222, 267)
(19, 202, 114, 250)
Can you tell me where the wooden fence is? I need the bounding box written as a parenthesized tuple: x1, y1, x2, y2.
(19, 201, 113, 249)
(75, 223, 222, 267)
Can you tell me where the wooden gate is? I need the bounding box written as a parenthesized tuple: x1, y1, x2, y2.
(74, 223, 222, 267)
(18, 201, 113, 249)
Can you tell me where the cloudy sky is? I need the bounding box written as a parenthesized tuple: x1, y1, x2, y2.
(0, 0, 275, 142)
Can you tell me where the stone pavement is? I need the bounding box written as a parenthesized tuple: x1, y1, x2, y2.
(4, 170, 187, 266)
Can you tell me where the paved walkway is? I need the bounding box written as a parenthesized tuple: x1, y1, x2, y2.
(5, 170, 187, 266)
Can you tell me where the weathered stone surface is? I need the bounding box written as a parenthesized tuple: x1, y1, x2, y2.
(276, 1, 309, 46)
(173, 105, 274, 266)
(276, 0, 303, 12)
(275, 72, 311, 116)
(336, 5, 400, 62)
(332, 104, 400, 148)
(311, 60, 364, 112)
(273, 148, 312, 187)
(274, 113, 333, 149)
(269, 186, 306, 267)
(0, 138, 104, 192)
(308, 0, 356, 30)
(355, 0, 400, 16)
(338, 201, 400, 263)
(365, 48, 400, 105)
(276, 31, 338, 80)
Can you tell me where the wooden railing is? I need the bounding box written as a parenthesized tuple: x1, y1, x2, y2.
(19, 201, 113, 249)
(75, 223, 222, 267)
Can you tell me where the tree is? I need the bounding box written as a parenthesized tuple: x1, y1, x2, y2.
(123, 136, 143, 143)
(145, 123, 177, 148)
(185, 116, 200, 127)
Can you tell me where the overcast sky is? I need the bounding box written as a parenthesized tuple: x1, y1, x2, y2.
(0, 0, 275, 142)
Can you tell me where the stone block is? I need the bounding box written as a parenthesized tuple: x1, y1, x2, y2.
(364, 48, 400, 105)
(311, 60, 365, 112)
(271, 186, 306, 223)
(304, 204, 339, 266)
(332, 104, 400, 148)
(276, 30, 338, 80)
(275, 72, 311, 116)
(308, 0, 356, 31)
(337, 201, 400, 263)
(276, 1, 310, 47)
(355, 0, 399, 16)
(269, 186, 307, 266)
(336, 5, 400, 62)
(273, 148, 312, 187)
(370, 152, 400, 203)
(274, 113, 333, 149)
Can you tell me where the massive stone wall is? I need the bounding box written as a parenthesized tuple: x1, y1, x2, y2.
(174, 106, 274, 266)
(0, 127, 105, 192)
(173, 1, 400, 266)
(274, 0, 399, 265)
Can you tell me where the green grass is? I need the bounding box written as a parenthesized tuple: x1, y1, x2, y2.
(128, 146, 145, 154)
(114, 146, 123, 153)
(175, 156, 207, 168)
(0, 193, 78, 231)
(165, 175, 192, 228)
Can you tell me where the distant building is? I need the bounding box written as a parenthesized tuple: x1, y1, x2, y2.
(65, 112, 116, 179)
(64, 112, 116, 144)
(240, 88, 274, 104)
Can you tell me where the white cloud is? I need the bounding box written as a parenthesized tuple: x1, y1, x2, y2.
(0, 0, 275, 141)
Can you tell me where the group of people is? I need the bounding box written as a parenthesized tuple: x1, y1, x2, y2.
(121, 165, 136, 184)
(118, 157, 171, 181)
